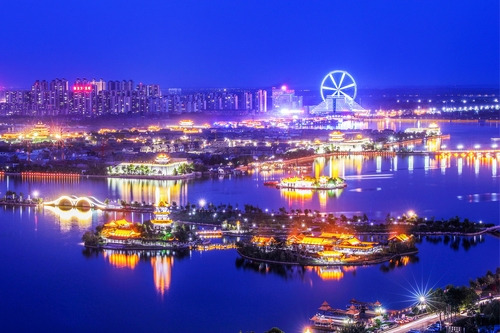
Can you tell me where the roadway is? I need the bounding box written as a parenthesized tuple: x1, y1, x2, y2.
(385, 313, 439, 333)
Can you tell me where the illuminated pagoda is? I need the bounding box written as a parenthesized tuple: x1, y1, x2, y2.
(150, 201, 173, 231)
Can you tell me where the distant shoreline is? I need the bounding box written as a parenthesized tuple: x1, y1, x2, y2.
(4, 171, 200, 181)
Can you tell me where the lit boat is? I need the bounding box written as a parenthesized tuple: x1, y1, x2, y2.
(263, 180, 279, 186)
(278, 176, 346, 190)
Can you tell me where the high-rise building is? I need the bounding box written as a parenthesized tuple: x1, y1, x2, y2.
(72, 78, 96, 115)
(256, 89, 268, 112)
(271, 85, 303, 111)
(91, 78, 106, 93)
(147, 84, 161, 98)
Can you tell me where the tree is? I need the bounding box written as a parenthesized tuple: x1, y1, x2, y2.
(265, 328, 284, 333)
(82, 231, 100, 246)
(174, 225, 190, 243)
(339, 322, 367, 333)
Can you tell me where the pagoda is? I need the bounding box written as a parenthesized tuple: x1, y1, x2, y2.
(151, 201, 173, 231)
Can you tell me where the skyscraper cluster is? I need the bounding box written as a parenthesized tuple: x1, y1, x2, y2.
(0, 78, 269, 116)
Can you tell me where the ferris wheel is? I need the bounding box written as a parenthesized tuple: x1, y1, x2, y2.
(320, 70, 357, 101)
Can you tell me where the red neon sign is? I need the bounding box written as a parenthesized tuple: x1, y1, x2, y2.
(72, 84, 93, 92)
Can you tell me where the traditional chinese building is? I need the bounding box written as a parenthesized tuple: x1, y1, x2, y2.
(287, 232, 382, 258)
(150, 201, 173, 231)
(250, 236, 277, 247)
(310, 301, 360, 331)
(101, 219, 141, 240)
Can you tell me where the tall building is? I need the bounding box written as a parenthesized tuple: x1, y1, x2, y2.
(256, 89, 268, 112)
(147, 84, 161, 98)
(72, 78, 96, 115)
(271, 85, 303, 111)
(91, 78, 106, 93)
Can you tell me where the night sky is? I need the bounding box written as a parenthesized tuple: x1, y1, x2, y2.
(0, 0, 498, 89)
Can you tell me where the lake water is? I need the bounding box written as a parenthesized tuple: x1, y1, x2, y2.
(0, 121, 498, 332)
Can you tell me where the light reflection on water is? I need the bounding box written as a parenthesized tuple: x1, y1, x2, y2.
(1, 152, 498, 223)
(92, 249, 179, 297)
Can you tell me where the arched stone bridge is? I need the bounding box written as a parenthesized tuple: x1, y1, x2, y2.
(44, 195, 107, 209)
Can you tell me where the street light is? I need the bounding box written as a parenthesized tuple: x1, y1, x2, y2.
(198, 199, 206, 208)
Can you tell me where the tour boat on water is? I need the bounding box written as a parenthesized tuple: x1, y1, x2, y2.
(277, 175, 346, 190)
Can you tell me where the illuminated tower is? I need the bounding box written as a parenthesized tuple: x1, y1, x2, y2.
(150, 201, 173, 232)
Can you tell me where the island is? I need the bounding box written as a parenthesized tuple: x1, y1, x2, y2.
(82, 201, 199, 250)
(237, 232, 417, 266)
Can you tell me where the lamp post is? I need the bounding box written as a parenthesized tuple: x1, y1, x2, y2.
(418, 295, 427, 314)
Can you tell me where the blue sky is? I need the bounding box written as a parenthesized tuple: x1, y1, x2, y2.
(0, 0, 498, 89)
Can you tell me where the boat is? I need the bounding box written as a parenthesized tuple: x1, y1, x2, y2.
(263, 180, 279, 186)
(277, 175, 346, 190)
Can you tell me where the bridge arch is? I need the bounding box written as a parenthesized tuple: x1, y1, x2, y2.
(75, 197, 93, 209)
(44, 195, 106, 210)
(55, 195, 76, 208)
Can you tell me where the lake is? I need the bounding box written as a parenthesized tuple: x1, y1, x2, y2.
(0, 121, 498, 332)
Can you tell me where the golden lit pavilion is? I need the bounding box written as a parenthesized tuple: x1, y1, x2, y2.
(250, 236, 277, 247)
(287, 232, 380, 255)
(101, 219, 141, 239)
(329, 131, 345, 142)
(388, 233, 411, 242)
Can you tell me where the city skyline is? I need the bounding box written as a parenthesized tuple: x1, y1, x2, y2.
(0, 1, 498, 90)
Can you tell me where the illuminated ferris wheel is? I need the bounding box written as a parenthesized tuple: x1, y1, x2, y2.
(320, 70, 357, 101)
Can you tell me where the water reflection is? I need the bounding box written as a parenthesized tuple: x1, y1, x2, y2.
(235, 257, 307, 280)
(280, 188, 344, 207)
(314, 154, 499, 178)
(309, 266, 344, 280)
(235, 257, 420, 282)
(83, 248, 189, 296)
(252, 153, 499, 208)
(379, 255, 419, 272)
(419, 235, 485, 252)
(103, 250, 140, 269)
(107, 178, 188, 205)
(44, 206, 94, 232)
(151, 255, 173, 296)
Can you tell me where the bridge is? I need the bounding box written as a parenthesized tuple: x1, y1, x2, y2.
(44, 195, 107, 209)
